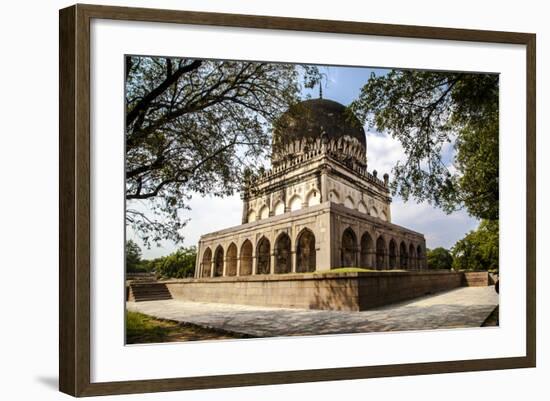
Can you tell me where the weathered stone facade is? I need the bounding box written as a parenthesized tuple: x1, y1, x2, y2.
(195, 98, 426, 278)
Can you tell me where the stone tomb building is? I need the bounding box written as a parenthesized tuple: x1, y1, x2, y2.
(195, 98, 426, 279)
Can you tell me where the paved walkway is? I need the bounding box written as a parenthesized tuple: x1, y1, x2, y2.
(127, 286, 498, 337)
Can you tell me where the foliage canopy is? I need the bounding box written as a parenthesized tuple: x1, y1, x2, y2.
(150, 247, 197, 279)
(426, 247, 454, 270)
(126, 57, 319, 246)
(351, 70, 499, 220)
(451, 220, 499, 271)
(125, 240, 145, 273)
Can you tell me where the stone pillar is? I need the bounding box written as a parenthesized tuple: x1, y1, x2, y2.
(210, 259, 215, 278)
(320, 166, 328, 202)
(270, 253, 275, 274)
(236, 258, 241, 276)
(222, 256, 227, 277)
(252, 252, 258, 275)
(395, 249, 399, 271)
(195, 244, 201, 278)
(291, 250, 296, 273)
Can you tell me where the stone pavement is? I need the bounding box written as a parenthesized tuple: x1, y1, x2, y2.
(127, 286, 498, 337)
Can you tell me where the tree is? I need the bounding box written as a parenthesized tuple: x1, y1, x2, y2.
(451, 220, 499, 271)
(126, 57, 319, 246)
(426, 247, 453, 270)
(154, 247, 197, 278)
(126, 240, 143, 273)
(351, 71, 498, 220)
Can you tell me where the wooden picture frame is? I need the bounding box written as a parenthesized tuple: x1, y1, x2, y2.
(59, 3, 536, 397)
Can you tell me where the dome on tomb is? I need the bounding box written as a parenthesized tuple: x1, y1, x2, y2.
(272, 98, 366, 150)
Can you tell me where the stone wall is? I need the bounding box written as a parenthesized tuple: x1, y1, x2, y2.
(163, 270, 468, 311)
(462, 271, 491, 287)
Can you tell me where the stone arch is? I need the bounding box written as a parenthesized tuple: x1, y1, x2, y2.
(226, 243, 237, 276)
(409, 243, 416, 269)
(380, 210, 388, 221)
(360, 231, 374, 268)
(289, 195, 302, 212)
(306, 189, 321, 206)
(341, 227, 358, 267)
(357, 201, 367, 214)
(256, 236, 271, 274)
(376, 236, 386, 269)
(239, 240, 253, 276)
(344, 196, 355, 209)
(371, 206, 378, 218)
(247, 209, 257, 223)
(259, 205, 269, 220)
(399, 241, 408, 269)
(416, 245, 423, 269)
(328, 190, 340, 204)
(389, 239, 397, 269)
(213, 245, 224, 277)
(274, 232, 292, 274)
(201, 247, 212, 278)
(274, 200, 285, 216)
(296, 228, 316, 273)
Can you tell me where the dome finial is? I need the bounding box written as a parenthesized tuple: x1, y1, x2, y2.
(319, 81, 323, 99)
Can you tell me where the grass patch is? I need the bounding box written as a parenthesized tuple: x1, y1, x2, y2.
(273, 267, 408, 276)
(126, 311, 249, 344)
(317, 267, 376, 273)
(316, 267, 407, 274)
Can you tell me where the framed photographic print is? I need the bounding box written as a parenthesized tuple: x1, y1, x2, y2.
(59, 4, 536, 397)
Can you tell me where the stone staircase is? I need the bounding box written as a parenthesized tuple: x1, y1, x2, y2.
(128, 282, 172, 302)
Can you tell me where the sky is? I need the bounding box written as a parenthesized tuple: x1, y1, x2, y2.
(128, 64, 480, 259)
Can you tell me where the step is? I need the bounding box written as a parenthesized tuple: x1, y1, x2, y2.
(129, 282, 172, 302)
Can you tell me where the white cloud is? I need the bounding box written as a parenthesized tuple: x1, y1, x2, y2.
(365, 131, 405, 175)
(128, 193, 243, 259)
(391, 197, 479, 250)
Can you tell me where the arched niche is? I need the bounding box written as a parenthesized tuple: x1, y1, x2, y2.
(341, 227, 358, 267)
(409, 243, 416, 269)
(256, 237, 271, 274)
(274, 233, 291, 274)
(201, 247, 212, 278)
(296, 229, 316, 273)
(306, 189, 320, 206)
(274, 200, 285, 216)
(328, 190, 340, 204)
(247, 210, 257, 223)
(226, 243, 237, 276)
(213, 245, 224, 277)
(259, 205, 269, 220)
(370, 207, 378, 218)
(344, 196, 355, 210)
(239, 240, 253, 276)
(360, 231, 373, 268)
(289, 195, 302, 212)
(389, 239, 397, 269)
